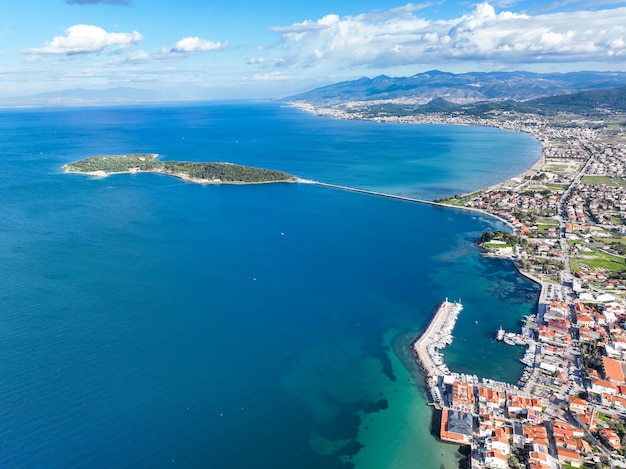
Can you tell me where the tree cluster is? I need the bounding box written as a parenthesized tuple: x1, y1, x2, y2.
(478, 230, 518, 246)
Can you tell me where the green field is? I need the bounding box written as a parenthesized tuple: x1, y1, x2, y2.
(544, 183, 567, 190)
(570, 243, 626, 274)
(484, 242, 513, 249)
(537, 217, 559, 226)
(543, 162, 583, 173)
(581, 175, 626, 187)
(543, 164, 567, 172)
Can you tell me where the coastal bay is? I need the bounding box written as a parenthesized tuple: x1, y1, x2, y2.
(0, 102, 541, 468)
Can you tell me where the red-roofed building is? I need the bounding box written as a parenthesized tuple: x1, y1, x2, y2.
(485, 434, 510, 456)
(568, 396, 588, 415)
(577, 412, 597, 431)
(552, 420, 584, 439)
(557, 447, 582, 468)
(538, 326, 572, 345)
(440, 408, 473, 445)
(602, 393, 626, 410)
(603, 356, 626, 383)
(477, 385, 505, 413)
(591, 378, 618, 396)
(508, 396, 542, 418)
(576, 313, 595, 327)
(605, 301, 626, 318)
(599, 428, 621, 451)
(451, 381, 475, 413)
(578, 326, 604, 342)
(548, 301, 570, 317)
(548, 317, 570, 332)
(528, 442, 552, 469)
(574, 302, 595, 315)
(542, 345, 564, 356)
(524, 424, 549, 445)
(485, 449, 508, 469)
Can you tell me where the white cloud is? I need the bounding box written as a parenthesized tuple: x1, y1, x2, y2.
(266, 2, 626, 70)
(123, 50, 151, 63)
(388, 3, 439, 14)
(269, 22, 329, 35)
(117, 37, 228, 64)
(66, 0, 131, 4)
(246, 56, 265, 65)
(163, 37, 228, 55)
(28, 24, 141, 56)
(247, 71, 289, 81)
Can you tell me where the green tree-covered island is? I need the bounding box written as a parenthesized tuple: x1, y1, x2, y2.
(62, 153, 297, 184)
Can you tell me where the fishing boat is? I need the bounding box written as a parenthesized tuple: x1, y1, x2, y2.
(514, 335, 527, 346)
(503, 333, 516, 346)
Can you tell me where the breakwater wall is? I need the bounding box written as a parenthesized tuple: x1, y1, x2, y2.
(411, 299, 462, 380)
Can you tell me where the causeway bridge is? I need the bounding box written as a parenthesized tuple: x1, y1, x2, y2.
(299, 179, 432, 204)
(298, 179, 518, 230)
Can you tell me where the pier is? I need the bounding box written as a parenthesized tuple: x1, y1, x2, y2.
(411, 298, 462, 380)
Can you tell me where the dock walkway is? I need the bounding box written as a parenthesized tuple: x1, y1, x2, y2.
(411, 299, 462, 379)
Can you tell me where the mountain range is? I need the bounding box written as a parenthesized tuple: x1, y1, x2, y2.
(287, 70, 626, 105)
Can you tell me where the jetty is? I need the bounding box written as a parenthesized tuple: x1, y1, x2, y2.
(412, 298, 462, 380)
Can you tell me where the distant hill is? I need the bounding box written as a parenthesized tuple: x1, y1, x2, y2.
(0, 87, 165, 107)
(287, 70, 626, 105)
(433, 85, 626, 117)
(526, 85, 626, 114)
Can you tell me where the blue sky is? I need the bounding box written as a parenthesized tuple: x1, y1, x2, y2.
(1, 0, 626, 100)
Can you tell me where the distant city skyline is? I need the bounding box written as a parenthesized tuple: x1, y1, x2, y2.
(2, 0, 626, 101)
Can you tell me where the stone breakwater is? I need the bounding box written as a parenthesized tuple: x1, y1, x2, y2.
(411, 299, 462, 380)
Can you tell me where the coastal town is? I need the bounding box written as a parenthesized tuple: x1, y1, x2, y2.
(293, 101, 626, 468)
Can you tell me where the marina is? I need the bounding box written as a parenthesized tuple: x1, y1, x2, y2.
(412, 297, 540, 408)
(493, 319, 538, 387)
(411, 298, 463, 406)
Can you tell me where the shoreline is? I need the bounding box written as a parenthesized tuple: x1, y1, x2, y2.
(289, 101, 546, 230)
(64, 167, 298, 185)
(292, 101, 552, 468)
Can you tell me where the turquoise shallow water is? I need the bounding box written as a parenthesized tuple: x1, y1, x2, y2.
(0, 102, 540, 468)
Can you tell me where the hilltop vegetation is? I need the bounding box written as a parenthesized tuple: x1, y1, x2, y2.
(526, 85, 626, 115)
(63, 154, 297, 184)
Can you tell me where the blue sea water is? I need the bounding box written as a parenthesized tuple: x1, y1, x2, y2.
(0, 102, 541, 468)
